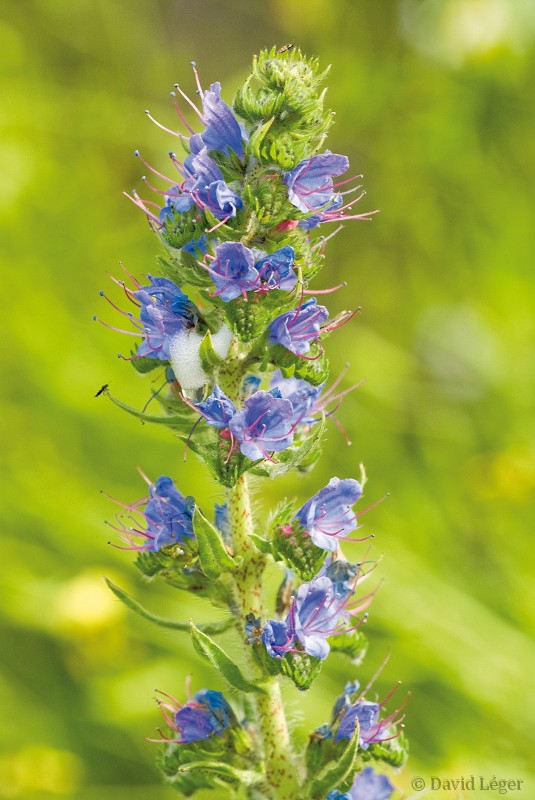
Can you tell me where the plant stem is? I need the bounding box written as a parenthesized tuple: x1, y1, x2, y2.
(228, 473, 301, 800)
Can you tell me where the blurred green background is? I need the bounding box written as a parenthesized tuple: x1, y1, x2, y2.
(2, 1, 534, 798)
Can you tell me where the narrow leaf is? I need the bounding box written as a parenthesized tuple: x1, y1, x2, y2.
(178, 761, 264, 787)
(247, 117, 275, 159)
(193, 507, 235, 580)
(249, 533, 274, 555)
(106, 391, 195, 431)
(309, 722, 360, 799)
(190, 622, 266, 694)
(105, 578, 233, 635)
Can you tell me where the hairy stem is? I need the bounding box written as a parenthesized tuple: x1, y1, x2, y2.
(228, 473, 301, 800)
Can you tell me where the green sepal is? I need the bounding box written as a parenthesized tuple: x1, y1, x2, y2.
(104, 578, 233, 635)
(157, 250, 213, 292)
(177, 761, 264, 788)
(250, 415, 326, 479)
(189, 622, 267, 695)
(198, 330, 224, 374)
(329, 629, 368, 665)
(130, 353, 163, 374)
(249, 533, 275, 556)
(272, 521, 325, 581)
(308, 722, 360, 799)
(245, 117, 275, 160)
(278, 651, 323, 691)
(270, 343, 330, 386)
(193, 506, 235, 580)
(105, 389, 197, 433)
(361, 729, 409, 768)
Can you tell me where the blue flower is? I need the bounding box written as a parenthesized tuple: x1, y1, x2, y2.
(110, 474, 195, 552)
(188, 149, 243, 220)
(158, 688, 236, 744)
(201, 82, 246, 159)
(327, 768, 394, 800)
(269, 369, 323, 425)
(263, 575, 358, 661)
(229, 390, 295, 460)
(197, 385, 237, 428)
(268, 298, 328, 356)
(284, 151, 349, 213)
(207, 242, 260, 301)
(133, 276, 196, 361)
(295, 477, 363, 551)
(254, 245, 297, 292)
(159, 185, 196, 222)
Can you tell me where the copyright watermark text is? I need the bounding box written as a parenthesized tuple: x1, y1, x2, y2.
(411, 776, 524, 795)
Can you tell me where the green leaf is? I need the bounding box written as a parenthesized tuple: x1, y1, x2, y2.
(106, 390, 196, 432)
(249, 533, 274, 555)
(190, 622, 266, 694)
(193, 506, 235, 580)
(309, 722, 360, 799)
(177, 761, 264, 787)
(105, 578, 233, 635)
(199, 330, 225, 373)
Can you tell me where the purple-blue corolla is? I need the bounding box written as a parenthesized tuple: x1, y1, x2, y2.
(284, 151, 349, 213)
(229, 390, 295, 460)
(295, 477, 363, 551)
(132, 276, 195, 360)
(262, 575, 355, 661)
(207, 241, 260, 301)
(197, 386, 237, 428)
(268, 298, 328, 356)
(156, 688, 237, 744)
(200, 82, 246, 159)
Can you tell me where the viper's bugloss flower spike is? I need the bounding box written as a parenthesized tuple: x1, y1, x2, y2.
(107, 473, 194, 552)
(326, 767, 394, 800)
(269, 298, 329, 355)
(154, 688, 237, 744)
(295, 477, 363, 551)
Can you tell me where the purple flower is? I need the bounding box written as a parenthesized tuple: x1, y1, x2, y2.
(188, 149, 243, 220)
(334, 690, 404, 751)
(110, 474, 194, 552)
(324, 560, 361, 598)
(254, 246, 297, 291)
(214, 502, 231, 544)
(268, 298, 328, 356)
(201, 82, 246, 159)
(207, 242, 260, 301)
(263, 575, 364, 661)
(157, 688, 236, 744)
(326, 768, 394, 800)
(269, 370, 323, 425)
(197, 385, 237, 428)
(295, 477, 363, 552)
(132, 276, 195, 361)
(159, 185, 195, 222)
(284, 151, 349, 213)
(229, 390, 295, 460)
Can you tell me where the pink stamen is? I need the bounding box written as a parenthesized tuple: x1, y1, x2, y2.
(173, 83, 205, 121)
(144, 109, 182, 138)
(169, 93, 197, 136)
(190, 61, 204, 99)
(134, 150, 176, 183)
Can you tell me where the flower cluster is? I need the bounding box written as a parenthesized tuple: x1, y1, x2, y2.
(99, 47, 405, 800)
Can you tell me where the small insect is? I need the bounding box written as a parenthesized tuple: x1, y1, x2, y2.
(94, 384, 109, 397)
(277, 43, 294, 54)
